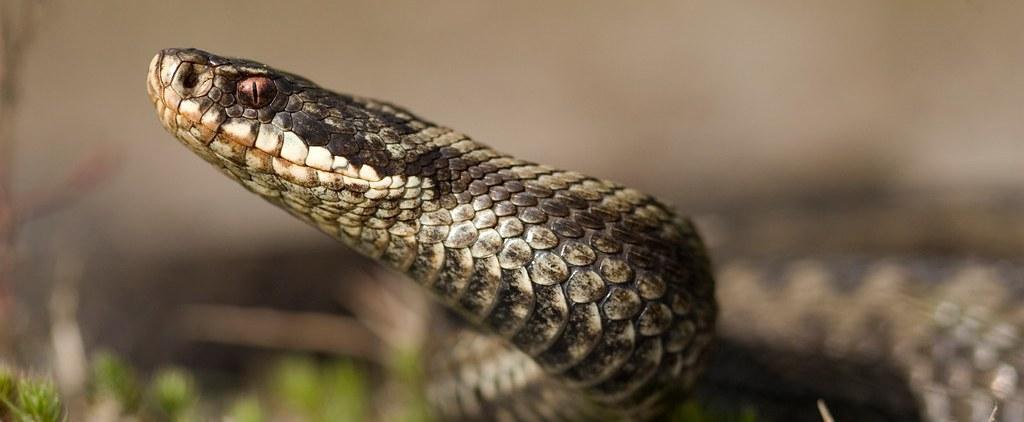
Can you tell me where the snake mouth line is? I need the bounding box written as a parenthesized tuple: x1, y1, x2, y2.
(146, 49, 407, 191)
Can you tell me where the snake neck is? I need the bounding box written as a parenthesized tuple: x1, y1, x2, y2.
(149, 48, 719, 418)
(233, 129, 506, 264)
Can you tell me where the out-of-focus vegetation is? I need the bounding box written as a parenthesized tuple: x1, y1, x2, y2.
(0, 366, 64, 422)
(271, 358, 366, 421)
(0, 350, 763, 421)
(110, 353, 404, 421)
(3, 352, 412, 421)
(670, 402, 759, 422)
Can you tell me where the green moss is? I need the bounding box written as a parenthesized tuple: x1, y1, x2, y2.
(227, 395, 264, 422)
(14, 378, 63, 422)
(150, 368, 197, 421)
(319, 361, 367, 422)
(389, 347, 432, 422)
(90, 351, 142, 412)
(271, 356, 368, 422)
(5, 351, 764, 421)
(669, 401, 758, 422)
(272, 357, 320, 416)
(0, 368, 65, 422)
(0, 366, 15, 409)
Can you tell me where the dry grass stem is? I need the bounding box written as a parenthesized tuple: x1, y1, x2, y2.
(179, 304, 384, 363)
(817, 399, 835, 422)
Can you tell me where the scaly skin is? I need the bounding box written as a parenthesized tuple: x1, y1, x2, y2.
(696, 192, 1024, 421)
(425, 250, 1024, 421)
(710, 256, 1024, 421)
(147, 48, 716, 420)
(148, 47, 1024, 422)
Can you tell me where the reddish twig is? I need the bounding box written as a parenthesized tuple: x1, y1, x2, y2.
(13, 149, 118, 224)
(0, 0, 51, 355)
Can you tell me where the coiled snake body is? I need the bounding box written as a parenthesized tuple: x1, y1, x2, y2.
(147, 48, 1023, 421)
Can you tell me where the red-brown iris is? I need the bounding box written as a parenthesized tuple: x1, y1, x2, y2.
(237, 76, 276, 108)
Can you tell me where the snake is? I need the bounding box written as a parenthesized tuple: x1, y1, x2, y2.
(146, 48, 1024, 421)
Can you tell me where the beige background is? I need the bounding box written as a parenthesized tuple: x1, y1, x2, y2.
(11, 0, 1024, 259)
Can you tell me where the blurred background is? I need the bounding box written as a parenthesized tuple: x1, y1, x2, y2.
(1, 0, 1022, 420)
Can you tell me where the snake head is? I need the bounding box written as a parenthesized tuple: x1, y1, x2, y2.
(147, 48, 432, 189)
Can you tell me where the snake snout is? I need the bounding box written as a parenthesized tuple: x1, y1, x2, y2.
(146, 52, 162, 98)
(149, 48, 225, 145)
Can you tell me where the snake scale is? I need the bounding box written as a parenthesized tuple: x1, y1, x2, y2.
(147, 48, 1024, 421)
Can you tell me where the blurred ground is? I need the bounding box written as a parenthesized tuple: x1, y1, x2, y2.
(3, 0, 1024, 417)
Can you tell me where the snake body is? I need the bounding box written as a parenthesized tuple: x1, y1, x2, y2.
(147, 48, 716, 419)
(147, 48, 1024, 421)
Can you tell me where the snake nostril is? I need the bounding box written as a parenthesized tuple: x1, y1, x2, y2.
(182, 70, 199, 89)
(170, 61, 212, 97)
(236, 76, 276, 108)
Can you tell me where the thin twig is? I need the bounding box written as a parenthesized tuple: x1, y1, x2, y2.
(817, 399, 835, 422)
(178, 304, 385, 364)
(13, 149, 117, 224)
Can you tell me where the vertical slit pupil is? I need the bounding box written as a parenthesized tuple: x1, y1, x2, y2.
(250, 80, 259, 106)
(238, 76, 275, 108)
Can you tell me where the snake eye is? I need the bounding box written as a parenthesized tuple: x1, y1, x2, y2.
(237, 76, 276, 108)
